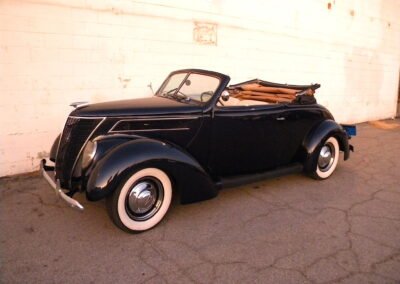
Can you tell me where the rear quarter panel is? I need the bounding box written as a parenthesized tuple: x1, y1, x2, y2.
(279, 104, 334, 165)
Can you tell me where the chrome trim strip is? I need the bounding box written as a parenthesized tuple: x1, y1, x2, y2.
(69, 117, 106, 181)
(69, 116, 106, 119)
(120, 116, 199, 121)
(110, 128, 190, 133)
(40, 159, 84, 211)
(69, 115, 201, 120)
(109, 116, 199, 133)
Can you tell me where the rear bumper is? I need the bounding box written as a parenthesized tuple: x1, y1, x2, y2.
(340, 124, 356, 160)
(40, 159, 84, 211)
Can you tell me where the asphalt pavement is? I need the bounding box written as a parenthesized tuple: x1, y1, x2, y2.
(1, 120, 399, 283)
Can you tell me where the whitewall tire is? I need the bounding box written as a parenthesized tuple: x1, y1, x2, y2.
(309, 136, 340, 180)
(107, 168, 172, 233)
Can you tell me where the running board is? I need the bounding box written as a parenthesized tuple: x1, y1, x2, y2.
(218, 163, 303, 189)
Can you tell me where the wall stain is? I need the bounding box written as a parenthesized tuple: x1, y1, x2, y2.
(111, 7, 122, 15)
(118, 76, 131, 88)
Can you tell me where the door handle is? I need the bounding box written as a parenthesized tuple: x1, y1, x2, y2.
(276, 117, 286, 121)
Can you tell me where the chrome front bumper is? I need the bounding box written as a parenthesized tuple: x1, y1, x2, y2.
(40, 159, 84, 211)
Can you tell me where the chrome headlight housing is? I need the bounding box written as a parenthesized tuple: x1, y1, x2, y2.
(82, 140, 97, 169)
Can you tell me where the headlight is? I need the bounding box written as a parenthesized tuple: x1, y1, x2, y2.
(82, 140, 97, 169)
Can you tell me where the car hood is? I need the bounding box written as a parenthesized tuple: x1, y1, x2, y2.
(71, 96, 203, 117)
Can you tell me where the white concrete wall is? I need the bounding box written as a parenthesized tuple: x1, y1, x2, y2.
(1, 0, 399, 176)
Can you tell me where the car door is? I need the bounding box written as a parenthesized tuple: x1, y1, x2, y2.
(208, 104, 287, 176)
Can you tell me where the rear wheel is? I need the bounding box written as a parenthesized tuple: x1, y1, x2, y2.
(306, 136, 340, 180)
(107, 168, 172, 233)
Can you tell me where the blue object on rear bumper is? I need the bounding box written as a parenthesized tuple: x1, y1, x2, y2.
(342, 125, 357, 137)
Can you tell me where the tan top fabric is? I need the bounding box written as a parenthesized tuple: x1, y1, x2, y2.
(228, 82, 315, 104)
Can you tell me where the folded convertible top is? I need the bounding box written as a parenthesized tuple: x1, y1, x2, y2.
(229, 79, 320, 91)
(227, 79, 320, 104)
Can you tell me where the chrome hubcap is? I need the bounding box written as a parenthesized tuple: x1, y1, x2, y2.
(318, 143, 335, 172)
(126, 178, 164, 221)
(128, 182, 157, 214)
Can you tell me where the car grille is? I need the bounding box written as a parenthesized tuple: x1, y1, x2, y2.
(55, 117, 103, 188)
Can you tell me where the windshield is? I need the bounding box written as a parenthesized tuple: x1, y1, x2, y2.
(157, 72, 220, 104)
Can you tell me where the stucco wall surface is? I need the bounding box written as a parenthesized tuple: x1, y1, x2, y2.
(1, 0, 399, 176)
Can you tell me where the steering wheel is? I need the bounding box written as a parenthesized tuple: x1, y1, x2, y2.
(175, 90, 189, 101)
(200, 91, 214, 102)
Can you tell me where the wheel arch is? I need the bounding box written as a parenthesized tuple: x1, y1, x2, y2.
(85, 137, 217, 204)
(302, 119, 350, 163)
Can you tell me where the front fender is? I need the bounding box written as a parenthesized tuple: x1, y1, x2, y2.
(49, 134, 61, 162)
(85, 137, 217, 204)
(303, 119, 350, 161)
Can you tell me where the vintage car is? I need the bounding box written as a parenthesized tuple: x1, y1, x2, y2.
(41, 69, 355, 233)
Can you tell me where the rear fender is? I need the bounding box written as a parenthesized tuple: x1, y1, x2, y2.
(85, 137, 217, 204)
(302, 119, 350, 161)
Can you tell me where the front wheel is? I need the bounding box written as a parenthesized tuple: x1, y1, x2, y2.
(306, 136, 340, 180)
(107, 168, 172, 233)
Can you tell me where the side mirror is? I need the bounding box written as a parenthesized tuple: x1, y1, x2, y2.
(221, 90, 230, 101)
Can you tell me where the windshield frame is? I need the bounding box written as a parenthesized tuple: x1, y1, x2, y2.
(156, 69, 227, 106)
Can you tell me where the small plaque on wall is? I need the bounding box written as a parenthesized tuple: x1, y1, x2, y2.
(193, 22, 217, 45)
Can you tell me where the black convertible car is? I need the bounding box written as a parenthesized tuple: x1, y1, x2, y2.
(41, 69, 355, 233)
